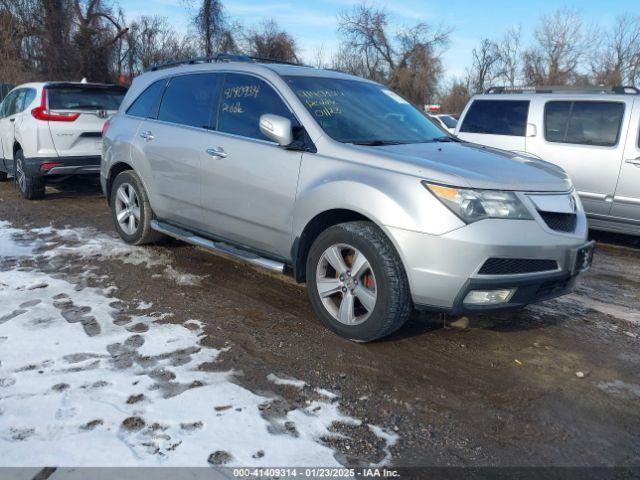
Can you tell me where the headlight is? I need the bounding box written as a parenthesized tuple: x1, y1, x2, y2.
(423, 182, 532, 223)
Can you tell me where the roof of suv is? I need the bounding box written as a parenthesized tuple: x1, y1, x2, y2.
(471, 85, 639, 102)
(140, 60, 367, 82)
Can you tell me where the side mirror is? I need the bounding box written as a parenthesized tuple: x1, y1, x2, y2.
(259, 114, 293, 146)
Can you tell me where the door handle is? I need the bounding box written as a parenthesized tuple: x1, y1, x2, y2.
(206, 147, 227, 158)
(625, 157, 640, 167)
(139, 130, 154, 141)
(9, 118, 15, 123)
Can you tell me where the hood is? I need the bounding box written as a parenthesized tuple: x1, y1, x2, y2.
(358, 141, 572, 192)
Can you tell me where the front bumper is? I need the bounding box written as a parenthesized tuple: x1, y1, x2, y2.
(25, 156, 101, 177)
(385, 218, 590, 314)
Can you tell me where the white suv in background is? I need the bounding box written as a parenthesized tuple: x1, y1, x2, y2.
(0, 82, 126, 199)
(455, 86, 640, 236)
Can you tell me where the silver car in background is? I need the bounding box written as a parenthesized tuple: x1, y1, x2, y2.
(101, 57, 593, 341)
(456, 86, 640, 236)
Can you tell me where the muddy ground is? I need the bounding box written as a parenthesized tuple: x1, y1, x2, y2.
(0, 178, 638, 469)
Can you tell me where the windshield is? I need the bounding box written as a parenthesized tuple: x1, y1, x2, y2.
(48, 86, 127, 111)
(284, 76, 446, 144)
(439, 115, 457, 128)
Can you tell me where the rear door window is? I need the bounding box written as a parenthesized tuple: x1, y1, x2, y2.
(217, 73, 297, 141)
(544, 101, 625, 147)
(127, 80, 166, 119)
(157, 74, 221, 129)
(460, 100, 529, 136)
(48, 86, 127, 111)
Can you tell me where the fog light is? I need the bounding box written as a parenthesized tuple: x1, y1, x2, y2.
(463, 288, 515, 305)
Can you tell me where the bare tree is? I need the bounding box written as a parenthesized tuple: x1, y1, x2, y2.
(522, 8, 584, 86)
(123, 15, 196, 75)
(0, 8, 31, 83)
(438, 78, 471, 115)
(331, 45, 370, 78)
(312, 43, 326, 69)
(590, 14, 640, 86)
(72, 0, 128, 81)
(495, 26, 521, 87)
(244, 20, 300, 63)
(336, 3, 450, 104)
(467, 38, 500, 93)
(193, 0, 224, 57)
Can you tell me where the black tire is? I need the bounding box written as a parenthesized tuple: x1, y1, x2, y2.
(110, 170, 163, 245)
(306, 221, 411, 342)
(0, 170, 8, 182)
(15, 151, 45, 200)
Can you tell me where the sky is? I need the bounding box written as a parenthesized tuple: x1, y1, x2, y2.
(121, 0, 638, 80)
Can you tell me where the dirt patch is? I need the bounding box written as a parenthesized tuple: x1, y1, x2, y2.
(121, 416, 146, 432)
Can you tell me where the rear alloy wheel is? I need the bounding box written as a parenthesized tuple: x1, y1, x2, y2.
(110, 170, 163, 245)
(307, 221, 411, 342)
(115, 182, 141, 236)
(15, 150, 45, 200)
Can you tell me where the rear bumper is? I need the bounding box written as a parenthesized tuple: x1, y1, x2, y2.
(25, 156, 101, 176)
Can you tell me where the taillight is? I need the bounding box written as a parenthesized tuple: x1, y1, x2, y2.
(40, 162, 63, 173)
(102, 118, 111, 136)
(31, 88, 80, 122)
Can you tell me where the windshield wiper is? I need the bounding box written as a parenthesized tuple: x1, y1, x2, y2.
(432, 136, 460, 143)
(350, 140, 407, 146)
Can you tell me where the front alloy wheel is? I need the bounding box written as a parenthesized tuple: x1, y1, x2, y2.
(306, 221, 411, 342)
(316, 244, 377, 325)
(114, 183, 141, 236)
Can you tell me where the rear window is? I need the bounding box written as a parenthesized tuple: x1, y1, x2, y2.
(460, 100, 529, 136)
(544, 101, 625, 147)
(48, 86, 126, 111)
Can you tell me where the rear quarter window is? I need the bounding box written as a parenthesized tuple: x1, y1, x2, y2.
(460, 99, 530, 136)
(126, 80, 166, 119)
(544, 101, 625, 147)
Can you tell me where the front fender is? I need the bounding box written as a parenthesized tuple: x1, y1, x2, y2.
(293, 155, 464, 238)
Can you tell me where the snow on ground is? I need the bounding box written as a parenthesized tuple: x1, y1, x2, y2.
(31, 225, 205, 286)
(0, 222, 395, 467)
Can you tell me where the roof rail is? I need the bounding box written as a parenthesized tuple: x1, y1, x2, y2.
(146, 53, 305, 72)
(485, 85, 639, 95)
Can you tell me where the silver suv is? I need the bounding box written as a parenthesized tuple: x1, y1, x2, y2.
(101, 57, 593, 341)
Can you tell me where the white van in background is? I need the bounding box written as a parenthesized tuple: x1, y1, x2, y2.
(455, 86, 640, 236)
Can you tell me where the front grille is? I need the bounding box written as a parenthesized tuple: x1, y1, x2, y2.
(539, 211, 577, 233)
(478, 258, 558, 275)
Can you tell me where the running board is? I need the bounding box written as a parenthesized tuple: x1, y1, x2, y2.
(150, 220, 286, 273)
